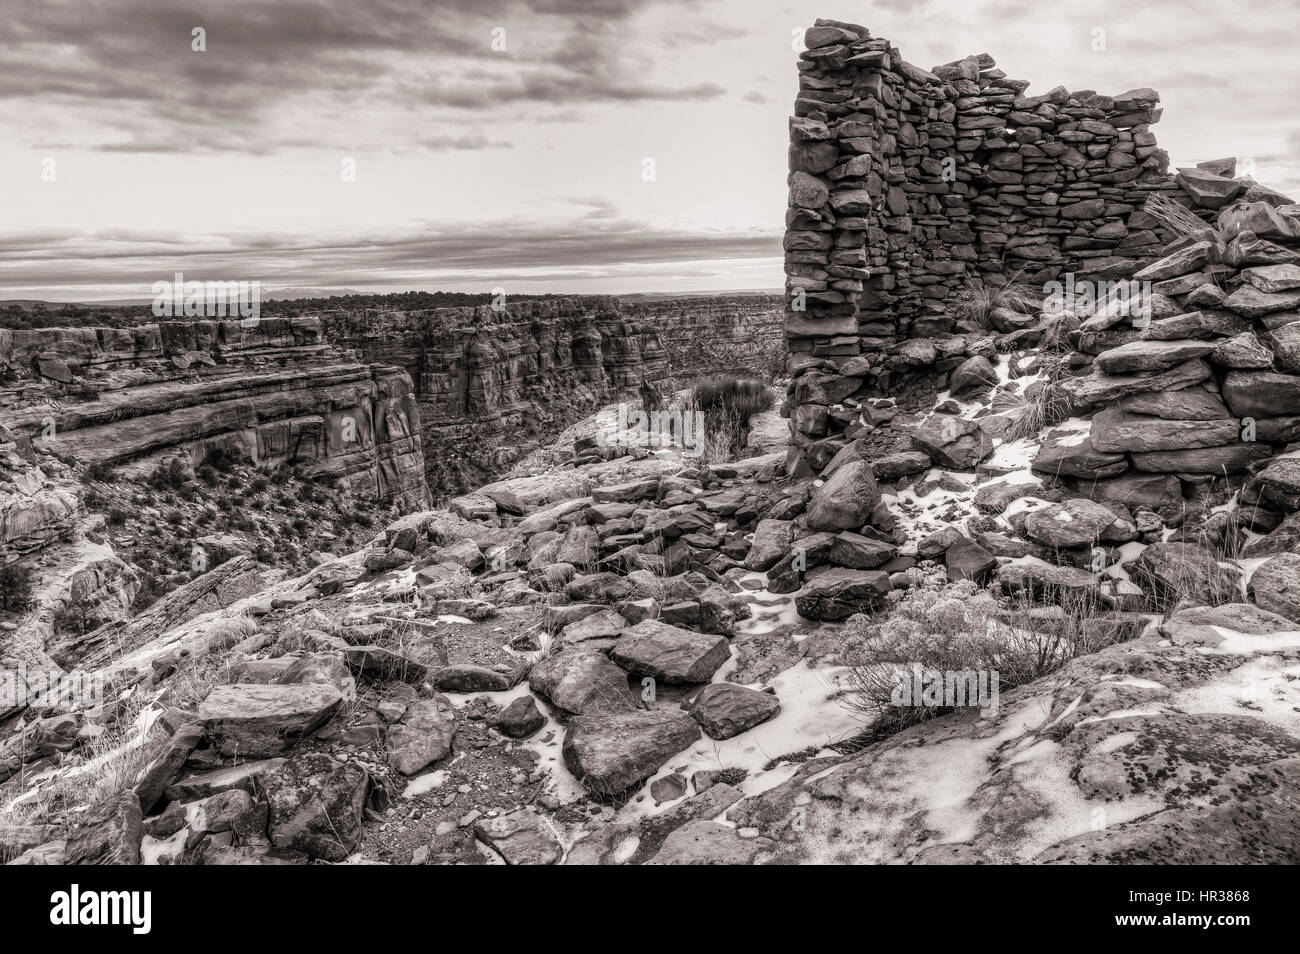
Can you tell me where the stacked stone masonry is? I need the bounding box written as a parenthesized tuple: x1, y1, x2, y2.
(785, 19, 1193, 465)
(1045, 169, 1300, 550)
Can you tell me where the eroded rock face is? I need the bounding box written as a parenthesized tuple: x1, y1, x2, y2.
(3, 318, 429, 509)
(328, 296, 782, 495)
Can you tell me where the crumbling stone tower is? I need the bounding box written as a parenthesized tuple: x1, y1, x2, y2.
(784, 18, 1180, 469)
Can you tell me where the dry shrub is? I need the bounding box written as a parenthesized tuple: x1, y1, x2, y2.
(689, 375, 774, 464)
(951, 272, 1039, 329)
(842, 576, 1126, 736)
(991, 375, 1072, 442)
(0, 687, 165, 852)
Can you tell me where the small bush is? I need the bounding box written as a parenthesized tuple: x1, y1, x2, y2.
(0, 562, 33, 612)
(149, 459, 189, 491)
(201, 446, 241, 474)
(84, 461, 116, 482)
(690, 375, 774, 464)
(843, 577, 1114, 735)
(693, 375, 773, 421)
(991, 377, 1072, 442)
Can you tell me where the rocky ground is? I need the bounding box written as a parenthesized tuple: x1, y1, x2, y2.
(2, 331, 1298, 864)
(4, 166, 1300, 863)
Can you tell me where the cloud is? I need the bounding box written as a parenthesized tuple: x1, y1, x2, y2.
(0, 0, 729, 154)
(0, 217, 781, 296)
(419, 134, 514, 151)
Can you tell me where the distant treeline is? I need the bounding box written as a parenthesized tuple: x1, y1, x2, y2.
(0, 291, 568, 330)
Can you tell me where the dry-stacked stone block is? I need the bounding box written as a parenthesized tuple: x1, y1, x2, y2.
(1048, 166, 1300, 538)
(785, 18, 1177, 468)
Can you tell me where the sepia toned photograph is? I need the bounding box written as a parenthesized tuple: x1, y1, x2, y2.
(0, 0, 1296, 917)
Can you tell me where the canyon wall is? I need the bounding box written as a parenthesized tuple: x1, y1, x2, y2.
(784, 19, 1188, 465)
(327, 295, 784, 497)
(0, 318, 429, 510)
(0, 294, 785, 509)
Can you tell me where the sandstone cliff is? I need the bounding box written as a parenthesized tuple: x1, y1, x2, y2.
(325, 295, 783, 497)
(0, 317, 429, 510)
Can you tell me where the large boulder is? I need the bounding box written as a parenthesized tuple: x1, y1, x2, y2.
(689, 684, 781, 740)
(870, 451, 931, 481)
(386, 694, 457, 775)
(795, 567, 891, 620)
(562, 710, 701, 794)
(806, 460, 880, 530)
(474, 809, 563, 865)
(1130, 443, 1272, 474)
(1089, 407, 1239, 453)
(1093, 339, 1215, 374)
(1133, 241, 1212, 282)
(828, 531, 896, 569)
(949, 356, 999, 396)
(592, 478, 659, 503)
(198, 684, 343, 757)
(907, 416, 993, 469)
(343, 645, 431, 683)
(645, 819, 777, 865)
(1032, 427, 1127, 479)
(1248, 553, 1300, 623)
(63, 793, 142, 865)
(261, 753, 369, 862)
(1060, 359, 1211, 409)
(556, 609, 627, 649)
(491, 696, 547, 738)
(1132, 543, 1243, 609)
(1118, 389, 1230, 420)
(609, 620, 731, 684)
(1223, 370, 1300, 418)
(945, 536, 997, 583)
(529, 650, 636, 714)
(1223, 285, 1300, 318)
(1256, 457, 1300, 511)
(994, 562, 1099, 599)
(431, 664, 512, 693)
(1175, 168, 1246, 209)
(1076, 472, 1184, 511)
(974, 478, 1047, 514)
(1212, 332, 1277, 369)
(1023, 499, 1120, 549)
(745, 518, 795, 571)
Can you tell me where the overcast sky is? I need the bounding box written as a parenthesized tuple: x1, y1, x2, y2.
(1, 0, 1297, 302)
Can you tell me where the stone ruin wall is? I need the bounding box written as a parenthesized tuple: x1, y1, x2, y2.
(784, 18, 1192, 467)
